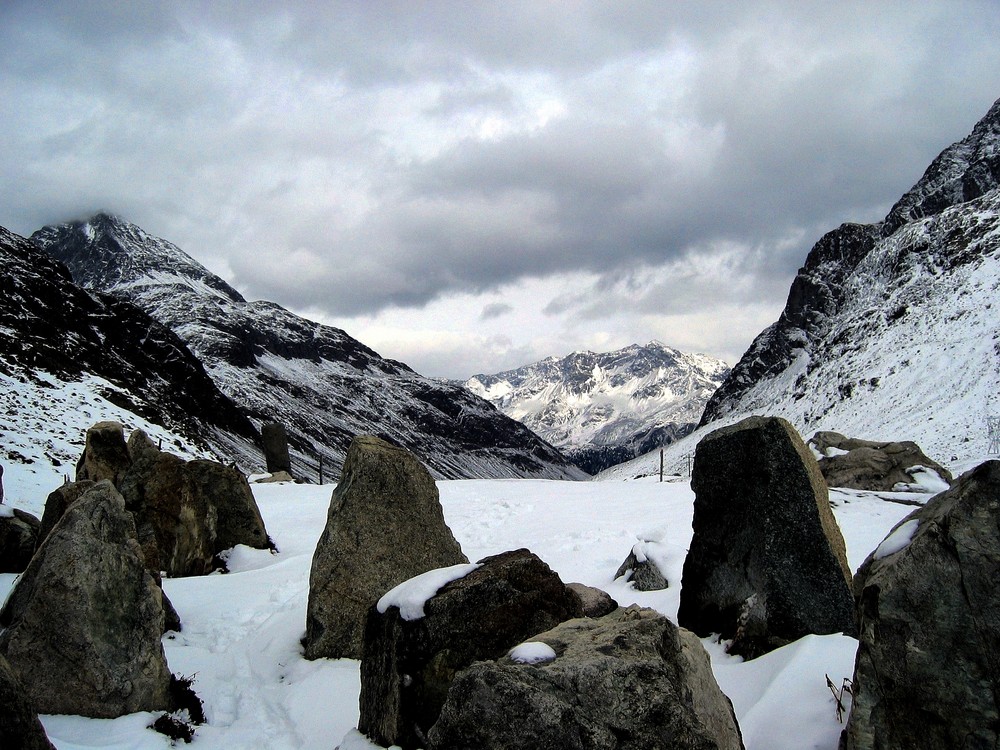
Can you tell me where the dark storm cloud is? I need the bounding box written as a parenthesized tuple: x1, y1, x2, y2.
(3, 0, 1000, 325)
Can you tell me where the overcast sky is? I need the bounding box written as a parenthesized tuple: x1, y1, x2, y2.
(4, 1, 1000, 378)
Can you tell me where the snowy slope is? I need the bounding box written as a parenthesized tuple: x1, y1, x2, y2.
(1, 465, 920, 750)
(465, 342, 729, 474)
(607, 98, 1000, 481)
(32, 214, 584, 481)
(0, 225, 259, 480)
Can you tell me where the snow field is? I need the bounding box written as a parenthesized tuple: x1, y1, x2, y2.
(0, 476, 920, 750)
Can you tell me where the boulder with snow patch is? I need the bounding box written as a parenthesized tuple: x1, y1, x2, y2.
(615, 540, 669, 591)
(678, 416, 856, 659)
(842, 460, 1000, 750)
(0, 481, 175, 717)
(0, 506, 41, 573)
(809, 431, 952, 492)
(305, 435, 468, 661)
(0, 652, 55, 750)
(428, 605, 744, 750)
(75, 420, 132, 485)
(566, 582, 619, 618)
(359, 548, 584, 749)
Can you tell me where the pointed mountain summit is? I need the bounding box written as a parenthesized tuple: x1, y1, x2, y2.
(33, 215, 583, 480)
(699, 96, 1000, 467)
(466, 342, 729, 474)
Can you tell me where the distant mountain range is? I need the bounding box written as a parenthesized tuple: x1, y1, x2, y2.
(606, 96, 1000, 479)
(28, 214, 584, 481)
(465, 342, 729, 474)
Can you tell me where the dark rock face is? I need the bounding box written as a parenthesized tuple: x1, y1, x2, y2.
(843, 461, 1000, 750)
(0, 508, 40, 573)
(261, 422, 292, 475)
(428, 606, 745, 750)
(678, 416, 856, 658)
(359, 548, 584, 749)
(809, 431, 952, 491)
(33, 213, 583, 481)
(76, 420, 132, 485)
(0, 481, 174, 718)
(306, 436, 468, 661)
(0, 225, 260, 467)
(0, 652, 55, 750)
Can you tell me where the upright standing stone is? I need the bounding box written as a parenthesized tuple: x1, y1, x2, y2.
(0, 481, 174, 717)
(75, 421, 132, 485)
(843, 461, 1000, 750)
(38, 480, 96, 544)
(305, 435, 468, 660)
(678, 416, 855, 658)
(0, 508, 40, 573)
(261, 422, 292, 476)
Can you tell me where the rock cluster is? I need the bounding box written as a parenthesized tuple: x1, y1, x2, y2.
(678, 416, 856, 658)
(359, 548, 584, 748)
(842, 460, 1000, 749)
(0, 481, 175, 717)
(305, 435, 468, 660)
(809, 431, 952, 491)
(430, 606, 744, 750)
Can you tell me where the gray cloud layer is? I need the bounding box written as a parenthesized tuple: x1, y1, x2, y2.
(3, 1, 1000, 375)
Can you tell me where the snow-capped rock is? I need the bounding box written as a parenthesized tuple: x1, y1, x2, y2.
(465, 342, 729, 473)
(32, 214, 583, 481)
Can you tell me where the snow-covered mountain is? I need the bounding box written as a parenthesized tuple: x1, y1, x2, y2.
(0, 224, 260, 481)
(607, 96, 1000, 481)
(465, 342, 729, 474)
(31, 214, 584, 481)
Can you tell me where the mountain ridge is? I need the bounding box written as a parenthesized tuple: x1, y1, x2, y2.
(466, 341, 729, 474)
(32, 214, 585, 481)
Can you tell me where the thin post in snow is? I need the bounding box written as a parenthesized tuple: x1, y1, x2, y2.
(659, 449, 664, 483)
(318, 455, 324, 485)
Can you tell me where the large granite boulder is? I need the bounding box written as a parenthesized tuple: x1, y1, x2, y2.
(120, 430, 272, 577)
(0, 481, 174, 717)
(842, 461, 1000, 750)
(38, 480, 96, 544)
(809, 431, 952, 491)
(0, 652, 55, 750)
(428, 606, 745, 750)
(678, 416, 856, 659)
(305, 435, 468, 660)
(0, 506, 41, 573)
(75, 420, 132, 485)
(359, 548, 585, 749)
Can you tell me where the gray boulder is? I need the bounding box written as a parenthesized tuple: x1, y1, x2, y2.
(678, 416, 856, 658)
(261, 422, 293, 475)
(566, 583, 619, 618)
(428, 606, 744, 750)
(75, 421, 132, 485)
(359, 548, 584, 749)
(38, 480, 95, 544)
(842, 460, 1000, 750)
(809, 431, 952, 491)
(0, 481, 174, 717)
(120, 432, 272, 577)
(0, 652, 55, 750)
(305, 435, 468, 660)
(0, 507, 40, 573)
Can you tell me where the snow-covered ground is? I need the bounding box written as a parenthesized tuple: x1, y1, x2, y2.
(0, 473, 920, 750)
